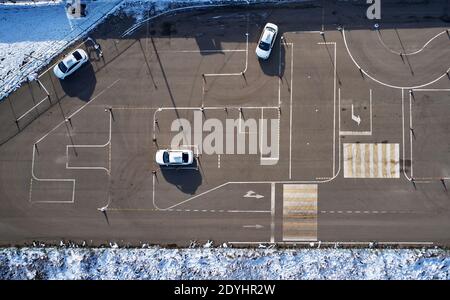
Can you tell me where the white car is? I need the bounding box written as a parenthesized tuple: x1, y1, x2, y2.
(155, 149, 194, 166)
(53, 49, 89, 79)
(256, 23, 278, 60)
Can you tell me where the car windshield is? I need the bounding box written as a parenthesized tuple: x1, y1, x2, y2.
(72, 51, 82, 61)
(258, 41, 271, 51)
(163, 152, 169, 163)
(58, 62, 68, 73)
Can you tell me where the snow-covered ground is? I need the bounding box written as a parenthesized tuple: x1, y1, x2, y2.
(0, 247, 449, 279)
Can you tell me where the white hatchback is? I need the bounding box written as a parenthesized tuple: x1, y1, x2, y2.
(53, 49, 89, 79)
(155, 149, 194, 166)
(256, 23, 278, 60)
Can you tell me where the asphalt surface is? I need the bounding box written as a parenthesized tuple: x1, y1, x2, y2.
(1, 0, 450, 246)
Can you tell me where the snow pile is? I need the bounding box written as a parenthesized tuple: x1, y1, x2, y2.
(0, 247, 449, 279)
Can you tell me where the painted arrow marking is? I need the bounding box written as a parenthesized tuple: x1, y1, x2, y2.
(351, 104, 361, 126)
(244, 191, 264, 199)
(243, 224, 264, 229)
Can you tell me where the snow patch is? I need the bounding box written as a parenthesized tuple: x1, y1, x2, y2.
(0, 247, 449, 279)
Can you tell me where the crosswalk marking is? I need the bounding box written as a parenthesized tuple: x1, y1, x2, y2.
(344, 143, 399, 178)
(283, 184, 318, 241)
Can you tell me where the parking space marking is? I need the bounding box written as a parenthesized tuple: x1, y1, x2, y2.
(344, 143, 400, 178)
(282, 184, 318, 241)
(403, 89, 450, 181)
(203, 33, 249, 77)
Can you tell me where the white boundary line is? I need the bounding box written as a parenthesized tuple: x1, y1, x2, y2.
(317, 42, 337, 178)
(203, 33, 248, 77)
(409, 91, 414, 179)
(283, 41, 294, 180)
(406, 89, 450, 181)
(29, 145, 76, 204)
(342, 28, 450, 90)
(270, 182, 275, 243)
(66, 110, 112, 174)
(402, 89, 412, 181)
(160, 49, 246, 53)
(29, 79, 120, 204)
(17, 95, 50, 122)
(376, 29, 449, 56)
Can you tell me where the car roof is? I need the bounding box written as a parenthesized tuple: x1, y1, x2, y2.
(168, 151, 183, 163)
(61, 50, 83, 67)
(262, 29, 275, 44)
(62, 55, 77, 68)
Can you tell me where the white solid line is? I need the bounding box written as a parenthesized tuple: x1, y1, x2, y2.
(271, 182, 275, 243)
(30, 145, 76, 204)
(409, 92, 414, 179)
(17, 95, 49, 121)
(65, 110, 112, 174)
(377, 29, 448, 56)
(35, 79, 120, 144)
(288, 42, 294, 179)
(333, 42, 336, 176)
(37, 79, 50, 96)
(401, 89, 411, 180)
(161, 49, 246, 53)
(342, 28, 450, 90)
(203, 33, 248, 77)
(413, 89, 450, 92)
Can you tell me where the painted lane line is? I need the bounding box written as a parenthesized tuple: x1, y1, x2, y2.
(270, 182, 275, 243)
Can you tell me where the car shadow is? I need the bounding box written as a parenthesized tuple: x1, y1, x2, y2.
(59, 62, 96, 102)
(160, 160, 202, 195)
(257, 37, 286, 77)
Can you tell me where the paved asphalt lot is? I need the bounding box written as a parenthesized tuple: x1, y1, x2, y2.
(0, 0, 450, 246)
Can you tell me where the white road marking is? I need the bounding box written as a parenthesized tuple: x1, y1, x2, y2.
(66, 110, 112, 174)
(29, 79, 120, 204)
(270, 182, 275, 243)
(376, 29, 449, 56)
(203, 33, 248, 77)
(343, 143, 399, 178)
(409, 91, 414, 179)
(342, 27, 450, 90)
(339, 89, 373, 136)
(17, 95, 50, 122)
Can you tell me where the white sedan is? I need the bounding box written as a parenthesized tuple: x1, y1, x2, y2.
(155, 149, 194, 166)
(53, 49, 89, 79)
(255, 23, 278, 60)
